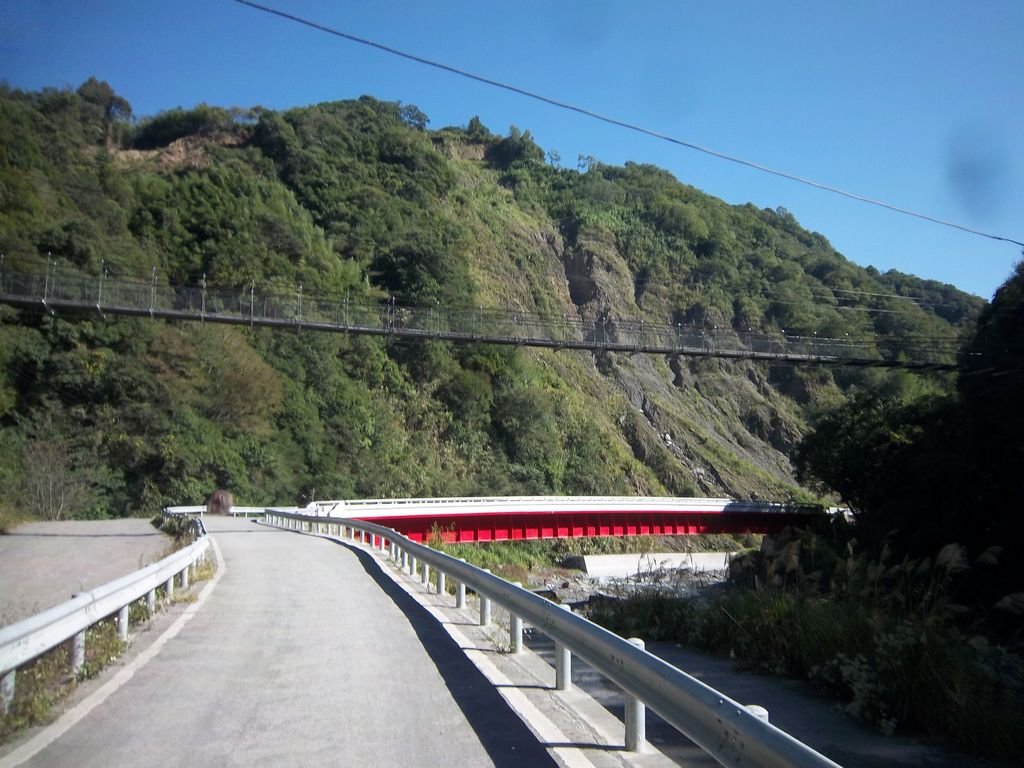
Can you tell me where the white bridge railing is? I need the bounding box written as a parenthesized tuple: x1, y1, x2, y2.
(0, 525, 210, 716)
(264, 508, 841, 768)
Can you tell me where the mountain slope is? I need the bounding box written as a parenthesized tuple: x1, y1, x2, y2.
(0, 82, 983, 516)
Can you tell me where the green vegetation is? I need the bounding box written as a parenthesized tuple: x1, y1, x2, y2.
(0, 80, 983, 519)
(794, 261, 1024, 629)
(0, 647, 71, 741)
(585, 268, 1024, 757)
(585, 523, 1024, 759)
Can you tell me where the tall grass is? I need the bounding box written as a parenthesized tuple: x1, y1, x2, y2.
(582, 530, 1024, 761)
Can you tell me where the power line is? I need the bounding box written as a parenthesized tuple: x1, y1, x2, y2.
(230, 0, 1024, 250)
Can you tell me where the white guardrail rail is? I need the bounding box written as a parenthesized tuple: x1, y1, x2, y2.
(265, 508, 842, 768)
(0, 513, 210, 715)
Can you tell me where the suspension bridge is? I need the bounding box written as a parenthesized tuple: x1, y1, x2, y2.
(0, 264, 961, 370)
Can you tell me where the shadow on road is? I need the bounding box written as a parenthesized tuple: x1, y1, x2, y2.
(332, 539, 558, 768)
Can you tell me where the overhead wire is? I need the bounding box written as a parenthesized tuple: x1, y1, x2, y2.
(230, 0, 1024, 249)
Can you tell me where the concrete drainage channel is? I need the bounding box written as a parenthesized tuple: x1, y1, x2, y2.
(264, 512, 840, 768)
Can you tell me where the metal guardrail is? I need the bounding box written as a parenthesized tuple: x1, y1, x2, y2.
(163, 505, 265, 521)
(264, 509, 842, 768)
(0, 529, 210, 716)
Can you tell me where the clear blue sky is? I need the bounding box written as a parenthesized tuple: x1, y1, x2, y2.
(2, 0, 1022, 299)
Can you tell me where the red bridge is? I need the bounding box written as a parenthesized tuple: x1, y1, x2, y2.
(305, 496, 824, 543)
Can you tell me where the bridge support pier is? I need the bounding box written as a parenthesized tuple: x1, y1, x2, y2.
(625, 638, 646, 752)
(555, 604, 572, 691)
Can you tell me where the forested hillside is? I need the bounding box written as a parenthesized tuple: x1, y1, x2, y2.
(0, 80, 984, 518)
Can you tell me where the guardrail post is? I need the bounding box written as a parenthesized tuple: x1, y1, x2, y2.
(165, 575, 175, 600)
(746, 705, 770, 723)
(625, 637, 646, 751)
(456, 559, 467, 609)
(437, 571, 446, 596)
(179, 567, 189, 590)
(555, 604, 572, 691)
(479, 570, 492, 626)
(146, 589, 156, 614)
(509, 583, 523, 653)
(69, 630, 85, 677)
(117, 605, 130, 642)
(421, 563, 430, 587)
(410, 556, 417, 577)
(1, 670, 15, 716)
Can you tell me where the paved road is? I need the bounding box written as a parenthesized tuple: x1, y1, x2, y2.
(7, 517, 555, 768)
(0, 520, 171, 626)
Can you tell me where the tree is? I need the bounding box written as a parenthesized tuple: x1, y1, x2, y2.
(23, 440, 90, 520)
(486, 126, 544, 169)
(466, 115, 492, 141)
(399, 103, 429, 131)
(958, 258, 1024, 542)
(77, 77, 132, 143)
(794, 393, 966, 550)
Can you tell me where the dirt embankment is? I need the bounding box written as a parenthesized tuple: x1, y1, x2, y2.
(0, 519, 172, 626)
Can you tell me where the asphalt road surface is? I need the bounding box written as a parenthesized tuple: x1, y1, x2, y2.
(5, 517, 555, 768)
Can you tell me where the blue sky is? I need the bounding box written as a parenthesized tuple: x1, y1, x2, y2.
(2, 0, 1022, 299)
